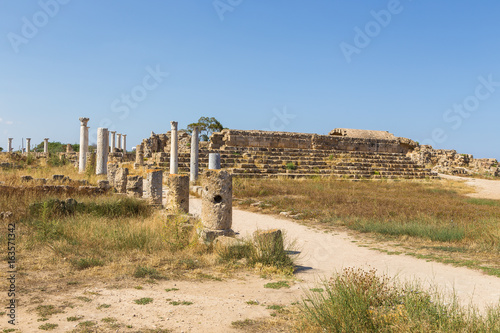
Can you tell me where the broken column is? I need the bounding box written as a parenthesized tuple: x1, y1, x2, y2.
(117, 133, 122, 150)
(43, 138, 49, 154)
(107, 162, 118, 188)
(166, 174, 189, 213)
(135, 144, 144, 168)
(170, 121, 178, 174)
(200, 170, 233, 241)
(26, 138, 31, 154)
(96, 128, 109, 175)
(110, 131, 116, 153)
(208, 153, 221, 170)
(122, 134, 127, 153)
(145, 169, 163, 205)
(79, 117, 89, 173)
(7, 138, 12, 152)
(190, 126, 199, 183)
(126, 175, 143, 198)
(66, 144, 73, 153)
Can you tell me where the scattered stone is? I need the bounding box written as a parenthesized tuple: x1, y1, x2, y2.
(21, 175, 33, 182)
(145, 169, 163, 206)
(97, 180, 110, 190)
(52, 174, 64, 181)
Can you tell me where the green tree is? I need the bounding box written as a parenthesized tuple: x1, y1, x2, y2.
(34, 141, 78, 153)
(186, 117, 224, 141)
(0, 147, 3, 152)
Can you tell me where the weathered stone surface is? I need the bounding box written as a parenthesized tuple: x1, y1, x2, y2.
(329, 128, 396, 140)
(166, 174, 189, 213)
(408, 145, 499, 177)
(201, 170, 232, 230)
(145, 169, 163, 205)
(253, 229, 284, 254)
(52, 174, 64, 181)
(96, 128, 109, 175)
(126, 175, 143, 198)
(115, 167, 129, 193)
(107, 163, 118, 187)
(97, 180, 110, 190)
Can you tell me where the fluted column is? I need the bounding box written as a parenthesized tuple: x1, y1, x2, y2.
(96, 128, 109, 175)
(110, 131, 116, 153)
(79, 117, 89, 173)
(8, 138, 12, 153)
(122, 134, 127, 153)
(43, 138, 49, 154)
(170, 121, 178, 174)
(26, 138, 31, 154)
(117, 133, 122, 149)
(190, 127, 199, 182)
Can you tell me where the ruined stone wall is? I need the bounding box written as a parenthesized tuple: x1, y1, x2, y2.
(407, 145, 499, 177)
(208, 129, 416, 154)
(142, 131, 191, 158)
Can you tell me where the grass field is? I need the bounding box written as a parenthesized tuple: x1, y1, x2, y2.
(233, 177, 500, 276)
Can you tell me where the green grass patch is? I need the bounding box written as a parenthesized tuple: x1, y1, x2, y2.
(134, 298, 153, 305)
(133, 266, 167, 280)
(300, 268, 500, 332)
(264, 281, 290, 289)
(67, 316, 83, 321)
(165, 288, 179, 292)
(71, 257, 104, 270)
(169, 301, 193, 306)
(38, 323, 58, 331)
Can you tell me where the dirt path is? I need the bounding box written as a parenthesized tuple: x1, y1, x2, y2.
(14, 179, 500, 332)
(440, 173, 500, 200)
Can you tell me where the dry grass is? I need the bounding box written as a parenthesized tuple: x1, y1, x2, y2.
(233, 177, 500, 275)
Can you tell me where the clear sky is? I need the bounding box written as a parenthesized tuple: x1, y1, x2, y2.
(1, 1, 499, 159)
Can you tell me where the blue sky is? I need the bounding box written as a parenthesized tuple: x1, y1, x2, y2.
(1, 1, 499, 159)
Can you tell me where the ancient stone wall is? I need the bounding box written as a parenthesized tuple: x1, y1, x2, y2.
(142, 131, 191, 158)
(208, 129, 416, 154)
(407, 145, 499, 177)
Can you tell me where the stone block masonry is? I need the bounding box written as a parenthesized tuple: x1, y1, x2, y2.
(126, 175, 143, 198)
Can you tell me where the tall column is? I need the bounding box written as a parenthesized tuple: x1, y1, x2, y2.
(122, 134, 127, 153)
(8, 138, 12, 153)
(117, 133, 122, 149)
(43, 138, 49, 154)
(110, 131, 116, 153)
(190, 127, 199, 183)
(79, 117, 89, 173)
(96, 128, 109, 175)
(170, 121, 178, 174)
(26, 138, 31, 154)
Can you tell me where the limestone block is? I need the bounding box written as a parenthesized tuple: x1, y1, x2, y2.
(145, 169, 163, 205)
(253, 229, 284, 254)
(21, 175, 33, 182)
(126, 175, 143, 198)
(115, 167, 129, 193)
(107, 163, 118, 187)
(98, 180, 110, 190)
(201, 170, 232, 230)
(166, 174, 189, 213)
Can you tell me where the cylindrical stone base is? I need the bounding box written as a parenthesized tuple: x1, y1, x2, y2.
(166, 174, 189, 213)
(146, 170, 163, 205)
(208, 153, 221, 170)
(201, 170, 232, 230)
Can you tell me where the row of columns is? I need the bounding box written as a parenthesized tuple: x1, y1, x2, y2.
(5, 138, 48, 153)
(78, 117, 128, 174)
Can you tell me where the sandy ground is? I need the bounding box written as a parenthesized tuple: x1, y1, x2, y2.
(12, 176, 500, 332)
(439, 173, 500, 200)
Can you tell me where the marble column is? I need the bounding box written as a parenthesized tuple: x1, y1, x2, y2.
(8, 138, 12, 153)
(26, 138, 31, 154)
(96, 128, 109, 175)
(117, 133, 122, 150)
(79, 117, 89, 173)
(190, 127, 199, 183)
(122, 134, 127, 153)
(110, 131, 116, 153)
(170, 121, 178, 174)
(208, 153, 221, 170)
(43, 138, 49, 154)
